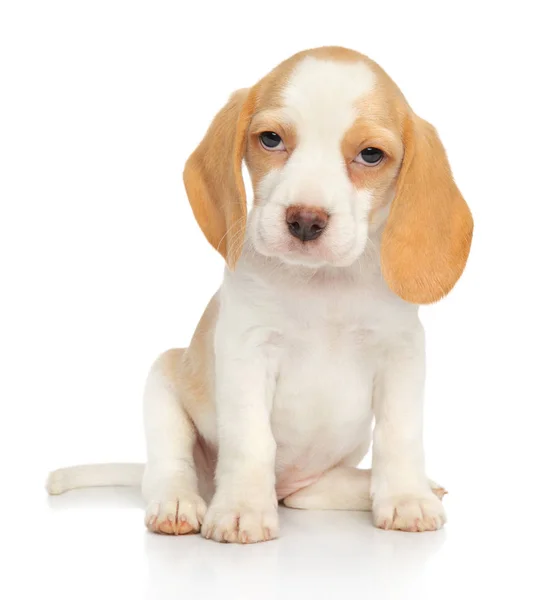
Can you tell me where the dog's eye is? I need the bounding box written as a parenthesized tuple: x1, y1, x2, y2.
(259, 131, 284, 151)
(355, 147, 384, 166)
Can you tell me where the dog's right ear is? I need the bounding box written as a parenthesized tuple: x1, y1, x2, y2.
(183, 88, 255, 269)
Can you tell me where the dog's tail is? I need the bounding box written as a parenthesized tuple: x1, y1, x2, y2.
(46, 463, 145, 495)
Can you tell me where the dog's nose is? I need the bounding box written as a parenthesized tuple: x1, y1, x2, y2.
(285, 206, 329, 242)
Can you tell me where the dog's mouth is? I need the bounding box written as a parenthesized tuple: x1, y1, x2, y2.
(255, 228, 363, 268)
(281, 237, 344, 267)
(247, 207, 366, 268)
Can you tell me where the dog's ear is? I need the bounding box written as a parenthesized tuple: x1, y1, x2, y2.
(381, 114, 473, 304)
(183, 88, 255, 268)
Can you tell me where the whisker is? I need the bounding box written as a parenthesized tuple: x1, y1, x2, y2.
(216, 217, 246, 253)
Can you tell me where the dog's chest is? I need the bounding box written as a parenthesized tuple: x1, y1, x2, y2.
(222, 259, 417, 485)
(268, 291, 381, 473)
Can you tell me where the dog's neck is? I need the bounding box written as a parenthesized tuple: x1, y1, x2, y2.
(223, 218, 417, 332)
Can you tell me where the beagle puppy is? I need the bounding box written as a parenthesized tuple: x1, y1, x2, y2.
(47, 47, 473, 543)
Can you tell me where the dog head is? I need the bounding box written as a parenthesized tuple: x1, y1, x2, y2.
(183, 47, 473, 304)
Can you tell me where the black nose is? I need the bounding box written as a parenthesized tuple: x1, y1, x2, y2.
(286, 206, 329, 242)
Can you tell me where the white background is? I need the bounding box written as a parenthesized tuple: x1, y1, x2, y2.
(1, 1, 539, 598)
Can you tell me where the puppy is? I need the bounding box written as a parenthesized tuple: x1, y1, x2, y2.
(47, 46, 473, 543)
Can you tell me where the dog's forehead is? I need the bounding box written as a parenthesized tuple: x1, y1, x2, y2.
(281, 57, 376, 139)
(252, 48, 402, 137)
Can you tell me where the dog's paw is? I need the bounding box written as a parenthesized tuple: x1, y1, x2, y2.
(373, 493, 446, 532)
(145, 493, 207, 535)
(201, 500, 279, 543)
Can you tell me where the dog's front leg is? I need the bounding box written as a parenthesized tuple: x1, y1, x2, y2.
(371, 323, 446, 532)
(201, 313, 279, 544)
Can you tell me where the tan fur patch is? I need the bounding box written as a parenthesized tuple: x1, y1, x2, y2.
(183, 89, 257, 267)
(381, 115, 473, 303)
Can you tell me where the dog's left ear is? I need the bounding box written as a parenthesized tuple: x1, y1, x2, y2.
(381, 114, 473, 304)
(183, 88, 255, 269)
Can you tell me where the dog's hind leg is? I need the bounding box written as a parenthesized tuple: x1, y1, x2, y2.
(283, 467, 446, 511)
(143, 348, 208, 535)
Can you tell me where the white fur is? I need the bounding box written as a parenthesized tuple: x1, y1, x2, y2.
(48, 57, 446, 541)
(46, 463, 144, 494)
(198, 227, 444, 540)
